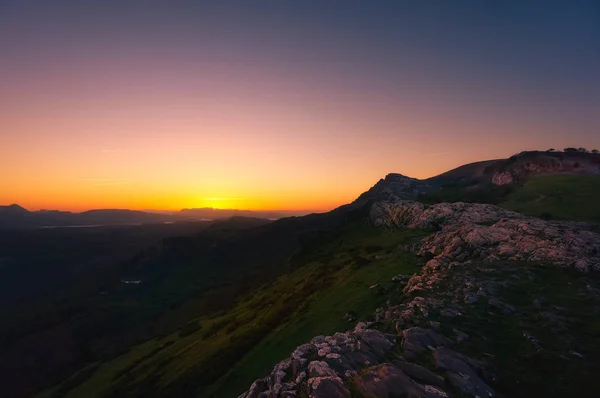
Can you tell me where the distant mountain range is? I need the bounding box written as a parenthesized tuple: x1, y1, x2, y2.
(0, 205, 310, 230)
(2, 149, 598, 230)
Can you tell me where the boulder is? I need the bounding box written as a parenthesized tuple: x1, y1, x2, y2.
(433, 347, 496, 398)
(354, 363, 448, 398)
(402, 327, 454, 360)
(307, 376, 351, 398)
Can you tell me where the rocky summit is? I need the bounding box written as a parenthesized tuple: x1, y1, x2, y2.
(240, 200, 600, 398)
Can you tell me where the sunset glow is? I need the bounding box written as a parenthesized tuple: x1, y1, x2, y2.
(1, 2, 598, 212)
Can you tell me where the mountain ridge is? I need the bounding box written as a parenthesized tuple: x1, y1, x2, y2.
(4, 148, 600, 398)
(0, 206, 310, 230)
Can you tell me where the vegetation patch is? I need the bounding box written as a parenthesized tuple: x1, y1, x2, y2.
(416, 262, 600, 398)
(500, 174, 600, 222)
(39, 223, 427, 398)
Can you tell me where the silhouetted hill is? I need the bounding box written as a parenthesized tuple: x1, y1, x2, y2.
(179, 208, 308, 220)
(0, 207, 309, 230)
(354, 150, 600, 205)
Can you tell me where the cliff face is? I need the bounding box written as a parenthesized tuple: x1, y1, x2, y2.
(489, 151, 600, 185)
(240, 201, 600, 398)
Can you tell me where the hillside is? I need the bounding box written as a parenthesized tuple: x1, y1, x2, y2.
(501, 174, 600, 223)
(0, 206, 308, 230)
(356, 150, 600, 206)
(3, 149, 598, 398)
(239, 201, 600, 398)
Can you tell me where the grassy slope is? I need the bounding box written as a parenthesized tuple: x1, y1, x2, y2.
(500, 174, 600, 222)
(421, 262, 600, 398)
(39, 224, 426, 398)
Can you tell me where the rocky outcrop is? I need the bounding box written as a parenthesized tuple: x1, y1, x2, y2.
(371, 201, 600, 272)
(353, 173, 432, 205)
(239, 323, 494, 398)
(240, 199, 600, 398)
(490, 151, 600, 185)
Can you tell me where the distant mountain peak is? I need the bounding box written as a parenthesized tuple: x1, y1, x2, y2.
(0, 204, 29, 213)
(383, 173, 416, 181)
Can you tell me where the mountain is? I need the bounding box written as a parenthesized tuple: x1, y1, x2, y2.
(0, 206, 178, 229)
(353, 173, 433, 205)
(356, 150, 600, 205)
(0, 204, 37, 228)
(179, 208, 309, 220)
(4, 148, 600, 398)
(0, 206, 310, 230)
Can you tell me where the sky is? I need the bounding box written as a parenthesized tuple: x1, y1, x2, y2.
(1, 1, 598, 212)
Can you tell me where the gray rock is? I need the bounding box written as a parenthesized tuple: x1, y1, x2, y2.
(342, 350, 379, 368)
(523, 331, 543, 351)
(292, 343, 316, 360)
(464, 293, 480, 304)
(246, 378, 268, 398)
(453, 328, 470, 342)
(370, 201, 600, 272)
(355, 363, 449, 398)
(440, 308, 462, 317)
(394, 361, 446, 388)
(307, 376, 351, 398)
(308, 361, 336, 378)
(402, 327, 454, 360)
(433, 347, 497, 398)
(570, 351, 585, 359)
(488, 297, 516, 314)
(358, 329, 396, 359)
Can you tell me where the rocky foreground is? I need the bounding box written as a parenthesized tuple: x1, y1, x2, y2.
(239, 201, 600, 398)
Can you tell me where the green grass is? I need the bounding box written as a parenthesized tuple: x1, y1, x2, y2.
(207, 249, 419, 397)
(412, 262, 600, 398)
(500, 174, 600, 222)
(39, 223, 426, 398)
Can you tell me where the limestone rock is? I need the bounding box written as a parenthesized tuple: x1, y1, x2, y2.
(307, 376, 350, 398)
(354, 363, 448, 398)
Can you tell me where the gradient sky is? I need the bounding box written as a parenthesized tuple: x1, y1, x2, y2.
(1, 1, 599, 212)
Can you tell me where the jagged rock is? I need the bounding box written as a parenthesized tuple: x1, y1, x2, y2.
(570, 351, 585, 359)
(440, 308, 462, 317)
(453, 328, 470, 342)
(464, 293, 479, 304)
(523, 331, 543, 351)
(488, 297, 516, 314)
(358, 329, 396, 359)
(307, 376, 350, 398)
(402, 327, 454, 360)
(433, 347, 497, 398)
(245, 378, 268, 398)
(394, 361, 446, 388)
(241, 198, 600, 398)
(292, 343, 316, 360)
(308, 361, 336, 378)
(371, 201, 600, 272)
(354, 363, 448, 398)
